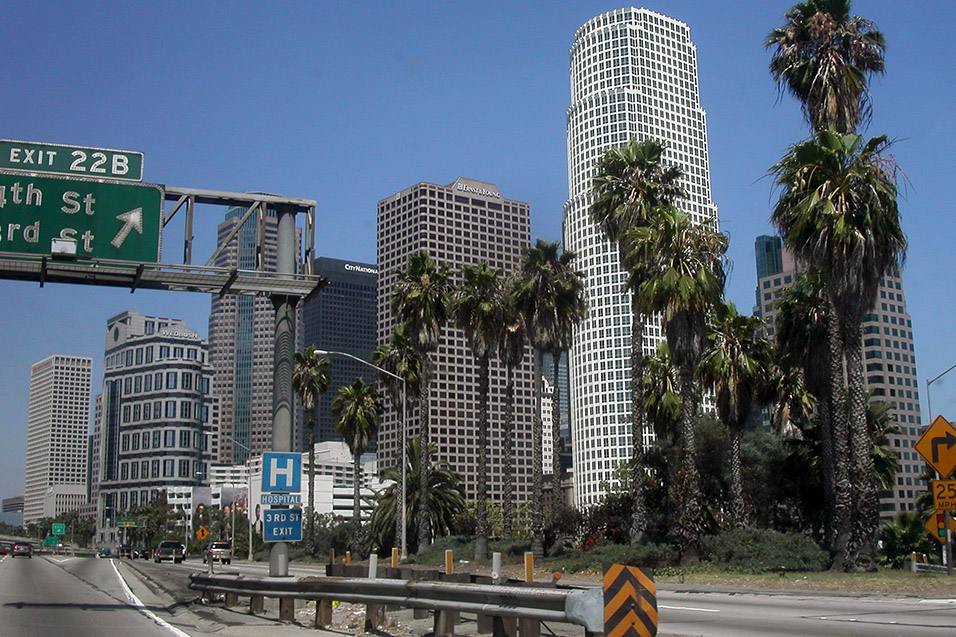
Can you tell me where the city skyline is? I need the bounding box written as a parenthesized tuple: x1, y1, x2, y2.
(1, 1, 953, 501)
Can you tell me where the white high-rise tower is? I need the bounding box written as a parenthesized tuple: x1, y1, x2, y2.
(564, 8, 718, 507)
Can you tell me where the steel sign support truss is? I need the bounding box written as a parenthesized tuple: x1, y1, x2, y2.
(0, 185, 325, 301)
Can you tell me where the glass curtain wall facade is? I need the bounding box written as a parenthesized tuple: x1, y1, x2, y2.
(208, 205, 301, 461)
(301, 257, 377, 449)
(564, 8, 719, 506)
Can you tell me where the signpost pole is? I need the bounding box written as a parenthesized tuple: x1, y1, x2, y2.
(269, 204, 298, 578)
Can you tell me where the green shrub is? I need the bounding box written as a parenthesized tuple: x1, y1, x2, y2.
(553, 543, 680, 574)
(699, 528, 827, 572)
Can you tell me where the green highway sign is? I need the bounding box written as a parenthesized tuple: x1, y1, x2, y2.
(116, 516, 139, 527)
(52, 523, 65, 535)
(0, 172, 162, 262)
(0, 140, 143, 181)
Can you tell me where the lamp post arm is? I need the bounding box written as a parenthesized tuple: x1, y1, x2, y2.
(927, 361, 956, 423)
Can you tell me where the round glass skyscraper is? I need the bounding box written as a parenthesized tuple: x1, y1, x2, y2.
(563, 8, 719, 507)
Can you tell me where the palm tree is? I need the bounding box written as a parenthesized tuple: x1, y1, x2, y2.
(391, 250, 453, 553)
(771, 129, 906, 571)
(627, 209, 727, 561)
(373, 324, 422, 552)
(591, 137, 686, 545)
(292, 345, 331, 555)
(451, 261, 505, 561)
(364, 437, 466, 554)
(866, 397, 902, 491)
(699, 302, 772, 528)
(642, 343, 682, 447)
(497, 284, 528, 541)
(767, 0, 886, 134)
(331, 377, 382, 558)
(510, 239, 586, 558)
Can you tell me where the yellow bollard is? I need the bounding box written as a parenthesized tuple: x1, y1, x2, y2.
(445, 549, 454, 574)
(391, 547, 399, 567)
(329, 548, 335, 565)
(346, 551, 352, 566)
(525, 552, 534, 582)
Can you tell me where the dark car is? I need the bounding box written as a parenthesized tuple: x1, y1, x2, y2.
(11, 542, 33, 558)
(203, 541, 232, 564)
(98, 547, 112, 558)
(154, 540, 185, 563)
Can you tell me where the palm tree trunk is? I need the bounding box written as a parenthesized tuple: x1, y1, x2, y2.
(550, 351, 563, 512)
(629, 305, 648, 545)
(728, 426, 744, 528)
(352, 452, 362, 558)
(417, 354, 433, 554)
(475, 356, 490, 562)
(307, 421, 315, 556)
(816, 378, 835, 550)
(676, 364, 703, 564)
(530, 350, 545, 559)
(502, 365, 515, 541)
(844, 321, 879, 571)
(827, 305, 852, 571)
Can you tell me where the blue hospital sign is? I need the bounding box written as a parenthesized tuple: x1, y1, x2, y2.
(264, 509, 302, 542)
(261, 452, 301, 493)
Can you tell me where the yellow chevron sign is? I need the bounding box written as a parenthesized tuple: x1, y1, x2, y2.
(603, 563, 658, 637)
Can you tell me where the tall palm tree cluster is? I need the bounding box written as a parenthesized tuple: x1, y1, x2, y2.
(767, 0, 905, 572)
(577, 0, 904, 569)
(387, 244, 585, 560)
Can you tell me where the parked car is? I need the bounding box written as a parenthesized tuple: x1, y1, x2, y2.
(203, 541, 232, 564)
(154, 540, 185, 563)
(11, 542, 33, 558)
(0, 545, 7, 555)
(98, 547, 112, 558)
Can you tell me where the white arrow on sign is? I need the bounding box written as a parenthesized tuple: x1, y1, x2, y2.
(111, 207, 144, 248)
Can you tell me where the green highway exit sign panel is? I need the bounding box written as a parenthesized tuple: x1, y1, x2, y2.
(0, 140, 143, 181)
(0, 172, 162, 262)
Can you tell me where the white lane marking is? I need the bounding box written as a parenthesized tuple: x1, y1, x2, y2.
(660, 604, 720, 613)
(109, 559, 192, 637)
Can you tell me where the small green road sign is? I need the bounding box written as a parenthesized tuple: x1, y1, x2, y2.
(0, 140, 144, 181)
(116, 516, 139, 527)
(44, 535, 58, 546)
(0, 172, 162, 262)
(52, 523, 65, 535)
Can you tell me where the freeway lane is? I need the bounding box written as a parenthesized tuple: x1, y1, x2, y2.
(0, 554, 187, 637)
(657, 589, 956, 636)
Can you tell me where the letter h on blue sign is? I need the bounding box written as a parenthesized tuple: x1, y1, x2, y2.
(262, 452, 301, 493)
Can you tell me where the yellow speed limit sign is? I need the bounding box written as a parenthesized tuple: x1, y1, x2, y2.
(196, 526, 210, 541)
(932, 480, 956, 511)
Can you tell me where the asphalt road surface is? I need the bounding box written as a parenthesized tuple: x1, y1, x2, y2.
(0, 552, 189, 637)
(5, 554, 956, 636)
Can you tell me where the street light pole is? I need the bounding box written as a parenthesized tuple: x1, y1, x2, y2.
(316, 349, 408, 561)
(926, 363, 956, 576)
(205, 431, 255, 561)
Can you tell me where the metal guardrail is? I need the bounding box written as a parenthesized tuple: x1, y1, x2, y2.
(909, 561, 948, 574)
(188, 572, 603, 634)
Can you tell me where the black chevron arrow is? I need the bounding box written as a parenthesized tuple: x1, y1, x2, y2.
(932, 432, 956, 464)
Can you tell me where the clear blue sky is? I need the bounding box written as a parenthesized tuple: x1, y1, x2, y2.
(1, 1, 952, 502)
